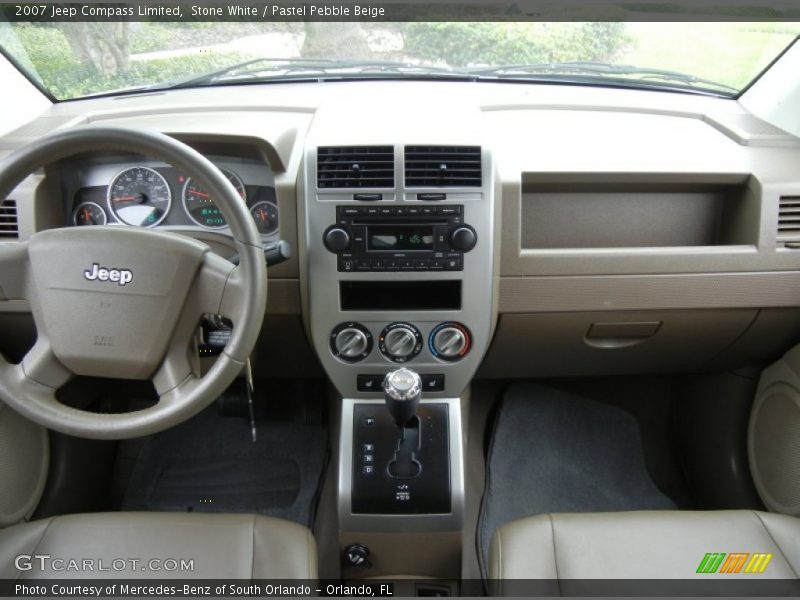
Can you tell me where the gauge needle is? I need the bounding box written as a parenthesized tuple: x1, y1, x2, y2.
(258, 209, 268, 220)
(83, 208, 95, 224)
(189, 190, 211, 198)
(113, 194, 144, 203)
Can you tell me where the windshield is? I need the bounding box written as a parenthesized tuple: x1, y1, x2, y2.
(1, 21, 798, 100)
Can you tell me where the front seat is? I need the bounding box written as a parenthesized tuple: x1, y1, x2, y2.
(0, 512, 317, 579)
(489, 510, 800, 595)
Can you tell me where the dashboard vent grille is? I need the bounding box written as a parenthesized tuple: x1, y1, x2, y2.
(404, 145, 482, 187)
(0, 200, 18, 239)
(778, 196, 800, 247)
(317, 146, 394, 189)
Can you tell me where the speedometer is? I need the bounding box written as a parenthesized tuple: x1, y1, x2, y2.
(107, 166, 172, 227)
(182, 168, 246, 229)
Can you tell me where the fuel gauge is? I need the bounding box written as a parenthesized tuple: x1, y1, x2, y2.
(72, 201, 107, 226)
(249, 201, 279, 235)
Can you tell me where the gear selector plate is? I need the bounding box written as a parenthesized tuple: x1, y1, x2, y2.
(352, 403, 451, 514)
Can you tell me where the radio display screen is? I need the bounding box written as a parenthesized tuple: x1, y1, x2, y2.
(367, 225, 434, 251)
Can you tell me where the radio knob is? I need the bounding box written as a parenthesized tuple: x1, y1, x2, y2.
(449, 225, 477, 252)
(430, 322, 471, 361)
(380, 323, 423, 362)
(323, 225, 351, 253)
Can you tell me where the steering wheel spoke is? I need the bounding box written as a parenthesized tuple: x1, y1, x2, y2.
(0, 338, 72, 429)
(20, 337, 73, 389)
(0, 242, 30, 302)
(151, 251, 239, 397)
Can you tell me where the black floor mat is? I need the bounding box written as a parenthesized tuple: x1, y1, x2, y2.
(478, 382, 677, 576)
(119, 405, 327, 527)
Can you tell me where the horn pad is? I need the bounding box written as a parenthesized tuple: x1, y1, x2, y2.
(26, 227, 208, 379)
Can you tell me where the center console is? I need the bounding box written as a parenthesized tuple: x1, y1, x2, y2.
(301, 142, 497, 578)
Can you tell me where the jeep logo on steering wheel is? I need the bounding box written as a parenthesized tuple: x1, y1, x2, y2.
(84, 263, 133, 286)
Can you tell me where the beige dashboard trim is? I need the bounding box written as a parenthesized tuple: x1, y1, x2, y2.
(499, 272, 800, 313)
(4, 273, 798, 315)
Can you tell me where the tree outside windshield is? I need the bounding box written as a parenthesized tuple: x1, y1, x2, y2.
(1, 21, 798, 100)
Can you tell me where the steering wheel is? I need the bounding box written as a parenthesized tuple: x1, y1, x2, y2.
(0, 126, 267, 439)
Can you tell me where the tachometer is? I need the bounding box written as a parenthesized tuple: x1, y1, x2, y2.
(72, 201, 107, 226)
(182, 168, 246, 229)
(107, 166, 172, 227)
(249, 201, 279, 235)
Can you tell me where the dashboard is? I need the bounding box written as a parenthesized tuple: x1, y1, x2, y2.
(2, 79, 800, 388)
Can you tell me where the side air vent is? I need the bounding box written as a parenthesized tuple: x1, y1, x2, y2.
(0, 200, 19, 239)
(778, 196, 800, 248)
(404, 145, 482, 188)
(317, 146, 394, 189)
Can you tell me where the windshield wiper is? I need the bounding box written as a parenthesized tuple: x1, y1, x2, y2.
(164, 57, 473, 89)
(467, 61, 738, 95)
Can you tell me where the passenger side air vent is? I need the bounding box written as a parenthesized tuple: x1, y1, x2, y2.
(778, 196, 800, 248)
(404, 146, 482, 188)
(0, 200, 19, 239)
(317, 146, 394, 189)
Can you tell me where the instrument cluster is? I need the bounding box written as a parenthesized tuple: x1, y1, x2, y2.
(69, 160, 279, 236)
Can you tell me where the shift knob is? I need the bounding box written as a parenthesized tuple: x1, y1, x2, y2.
(383, 367, 422, 429)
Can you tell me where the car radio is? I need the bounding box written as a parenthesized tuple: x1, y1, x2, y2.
(323, 205, 477, 272)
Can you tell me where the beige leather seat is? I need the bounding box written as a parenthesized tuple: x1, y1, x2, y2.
(0, 512, 317, 579)
(489, 510, 800, 594)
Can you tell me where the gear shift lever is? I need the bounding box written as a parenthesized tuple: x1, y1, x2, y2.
(383, 367, 423, 478)
(383, 367, 422, 430)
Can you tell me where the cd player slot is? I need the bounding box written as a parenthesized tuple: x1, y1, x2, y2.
(351, 218, 448, 225)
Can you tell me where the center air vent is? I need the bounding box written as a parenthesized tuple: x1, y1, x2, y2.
(0, 200, 19, 239)
(778, 195, 800, 248)
(317, 146, 394, 189)
(404, 146, 482, 188)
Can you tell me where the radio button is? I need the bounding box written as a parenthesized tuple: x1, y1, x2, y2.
(372, 259, 386, 271)
(421, 207, 435, 216)
(401, 260, 415, 270)
(438, 206, 462, 216)
(393, 207, 407, 216)
(444, 257, 463, 271)
(430, 260, 444, 270)
(356, 260, 371, 272)
(386, 259, 400, 271)
(407, 207, 421, 216)
(339, 207, 364, 217)
(414, 259, 429, 270)
(379, 207, 393, 216)
(366, 207, 380, 216)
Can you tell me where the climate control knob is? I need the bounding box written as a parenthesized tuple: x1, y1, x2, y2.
(330, 322, 372, 362)
(448, 225, 477, 252)
(430, 322, 471, 361)
(379, 323, 423, 363)
(323, 225, 351, 253)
